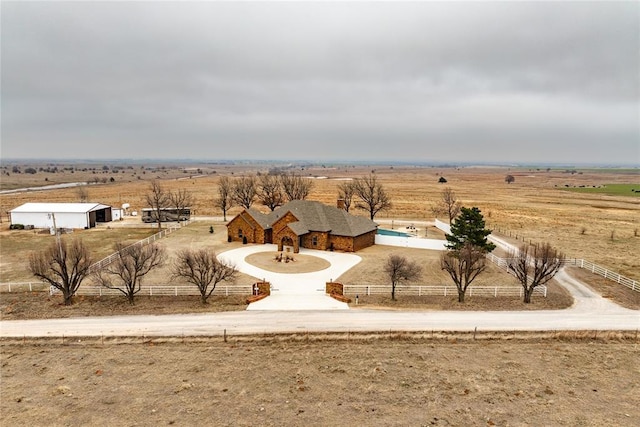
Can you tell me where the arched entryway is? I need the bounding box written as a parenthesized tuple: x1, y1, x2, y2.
(278, 235, 299, 253)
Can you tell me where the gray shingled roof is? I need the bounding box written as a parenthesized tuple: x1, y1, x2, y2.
(245, 207, 271, 229)
(244, 200, 377, 237)
(286, 221, 310, 236)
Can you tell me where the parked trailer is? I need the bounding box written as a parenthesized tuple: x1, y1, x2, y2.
(141, 207, 191, 223)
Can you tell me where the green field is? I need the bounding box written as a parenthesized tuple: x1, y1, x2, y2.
(574, 168, 639, 174)
(563, 183, 640, 197)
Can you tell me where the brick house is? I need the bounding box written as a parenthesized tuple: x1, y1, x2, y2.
(226, 200, 378, 253)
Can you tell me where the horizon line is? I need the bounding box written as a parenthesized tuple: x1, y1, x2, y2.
(1, 158, 638, 169)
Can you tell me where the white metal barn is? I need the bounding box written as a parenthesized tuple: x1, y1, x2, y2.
(9, 203, 113, 230)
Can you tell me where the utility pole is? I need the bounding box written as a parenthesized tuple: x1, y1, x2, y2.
(51, 213, 64, 261)
(48, 213, 65, 296)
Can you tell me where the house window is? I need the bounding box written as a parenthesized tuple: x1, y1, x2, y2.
(238, 229, 243, 238)
(312, 236, 318, 246)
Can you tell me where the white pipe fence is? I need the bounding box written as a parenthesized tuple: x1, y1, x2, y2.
(436, 218, 638, 293)
(0, 282, 48, 293)
(52, 284, 252, 297)
(486, 252, 511, 271)
(563, 258, 638, 292)
(0, 282, 251, 296)
(88, 221, 187, 272)
(343, 285, 546, 298)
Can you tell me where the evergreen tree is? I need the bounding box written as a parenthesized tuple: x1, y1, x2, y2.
(445, 207, 496, 252)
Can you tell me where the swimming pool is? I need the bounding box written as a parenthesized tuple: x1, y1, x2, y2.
(377, 228, 411, 237)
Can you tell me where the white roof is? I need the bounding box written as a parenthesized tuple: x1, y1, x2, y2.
(10, 203, 112, 214)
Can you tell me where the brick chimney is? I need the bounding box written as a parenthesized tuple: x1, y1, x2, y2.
(337, 199, 345, 210)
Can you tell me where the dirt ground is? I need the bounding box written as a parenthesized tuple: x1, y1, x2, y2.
(245, 251, 331, 273)
(565, 267, 640, 310)
(0, 294, 248, 320)
(1, 337, 638, 427)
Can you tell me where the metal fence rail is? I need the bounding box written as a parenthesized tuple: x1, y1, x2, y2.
(343, 285, 546, 298)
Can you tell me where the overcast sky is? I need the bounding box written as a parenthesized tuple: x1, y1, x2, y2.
(1, 1, 638, 165)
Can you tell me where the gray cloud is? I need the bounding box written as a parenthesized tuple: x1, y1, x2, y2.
(1, 1, 638, 164)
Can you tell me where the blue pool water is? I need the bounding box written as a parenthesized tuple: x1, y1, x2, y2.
(377, 228, 411, 237)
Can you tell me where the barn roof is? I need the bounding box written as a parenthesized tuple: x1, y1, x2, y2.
(10, 202, 112, 214)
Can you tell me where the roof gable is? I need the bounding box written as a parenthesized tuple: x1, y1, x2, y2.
(287, 221, 310, 236)
(273, 200, 377, 237)
(230, 200, 378, 238)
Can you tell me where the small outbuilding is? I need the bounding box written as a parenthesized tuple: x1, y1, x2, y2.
(9, 202, 113, 230)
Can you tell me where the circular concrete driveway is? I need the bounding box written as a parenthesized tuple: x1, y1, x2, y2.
(217, 244, 362, 310)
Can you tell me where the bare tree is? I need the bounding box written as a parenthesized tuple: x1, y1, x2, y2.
(280, 172, 314, 201)
(383, 254, 422, 301)
(257, 174, 285, 211)
(232, 176, 257, 209)
(169, 188, 194, 223)
(145, 180, 170, 230)
(76, 185, 89, 202)
(215, 176, 234, 221)
(94, 242, 166, 304)
(505, 174, 515, 184)
(507, 243, 564, 303)
(29, 238, 93, 305)
(172, 249, 237, 304)
(432, 187, 462, 223)
(440, 243, 487, 303)
(353, 174, 392, 220)
(337, 180, 355, 212)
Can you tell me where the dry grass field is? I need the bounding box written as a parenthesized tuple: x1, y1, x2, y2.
(0, 219, 574, 319)
(1, 337, 639, 427)
(0, 162, 637, 315)
(1, 162, 637, 281)
(0, 226, 158, 283)
(1, 163, 638, 427)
